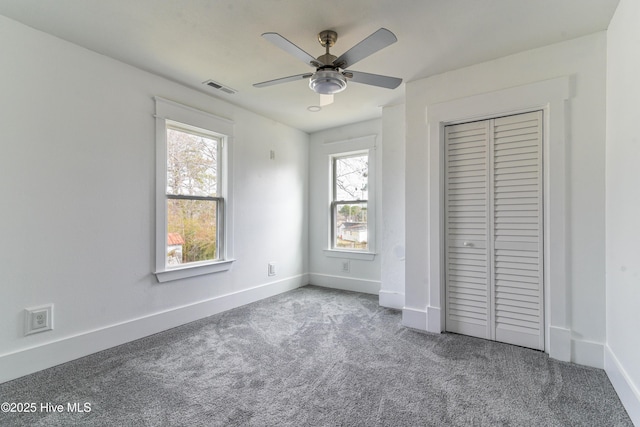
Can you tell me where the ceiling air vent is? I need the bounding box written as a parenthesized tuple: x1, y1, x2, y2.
(203, 79, 237, 94)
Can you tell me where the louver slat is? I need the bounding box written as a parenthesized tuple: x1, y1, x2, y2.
(493, 111, 543, 350)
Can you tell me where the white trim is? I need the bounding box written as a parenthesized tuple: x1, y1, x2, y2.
(605, 345, 640, 425)
(321, 134, 378, 255)
(323, 249, 376, 261)
(402, 307, 428, 330)
(154, 97, 235, 282)
(548, 326, 571, 362)
(0, 275, 306, 384)
(423, 77, 570, 357)
(426, 305, 442, 333)
(572, 338, 605, 369)
(153, 96, 235, 129)
(155, 259, 236, 283)
(378, 290, 404, 310)
(308, 273, 380, 295)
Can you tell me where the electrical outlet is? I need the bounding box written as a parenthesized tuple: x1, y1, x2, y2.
(341, 260, 350, 273)
(268, 262, 276, 276)
(25, 304, 54, 336)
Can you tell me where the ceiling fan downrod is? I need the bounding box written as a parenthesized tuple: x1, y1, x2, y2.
(316, 30, 338, 67)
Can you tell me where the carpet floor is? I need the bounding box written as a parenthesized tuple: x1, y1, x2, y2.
(0, 285, 632, 426)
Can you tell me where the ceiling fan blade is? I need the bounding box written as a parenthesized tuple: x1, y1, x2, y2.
(344, 70, 402, 89)
(262, 32, 319, 67)
(253, 73, 313, 88)
(333, 28, 397, 69)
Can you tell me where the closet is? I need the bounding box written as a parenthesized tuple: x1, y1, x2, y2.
(444, 110, 544, 350)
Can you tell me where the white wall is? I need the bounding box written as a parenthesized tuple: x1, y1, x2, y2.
(308, 119, 382, 294)
(405, 33, 608, 366)
(0, 15, 309, 383)
(380, 104, 406, 309)
(605, 0, 640, 422)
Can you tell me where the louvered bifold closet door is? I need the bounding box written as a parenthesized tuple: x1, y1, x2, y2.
(445, 120, 491, 340)
(491, 111, 544, 350)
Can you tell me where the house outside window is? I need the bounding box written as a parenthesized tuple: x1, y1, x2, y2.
(154, 97, 235, 282)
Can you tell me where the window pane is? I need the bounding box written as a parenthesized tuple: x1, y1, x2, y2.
(335, 155, 368, 201)
(167, 199, 218, 265)
(167, 127, 218, 197)
(334, 202, 368, 250)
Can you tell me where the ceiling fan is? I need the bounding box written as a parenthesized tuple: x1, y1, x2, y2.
(253, 28, 402, 105)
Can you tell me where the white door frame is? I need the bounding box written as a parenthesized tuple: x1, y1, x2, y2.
(420, 77, 571, 359)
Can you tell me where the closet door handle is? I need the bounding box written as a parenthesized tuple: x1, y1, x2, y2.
(463, 241, 473, 247)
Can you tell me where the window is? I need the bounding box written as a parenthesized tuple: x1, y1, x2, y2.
(166, 124, 222, 265)
(323, 135, 376, 259)
(154, 97, 234, 282)
(332, 152, 369, 251)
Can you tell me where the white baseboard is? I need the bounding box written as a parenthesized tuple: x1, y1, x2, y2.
(402, 306, 443, 333)
(0, 275, 306, 384)
(605, 345, 640, 425)
(572, 338, 604, 369)
(308, 273, 380, 295)
(379, 290, 404, 309)
(402, 307, 428, 330)
(548, 328, 605, 369)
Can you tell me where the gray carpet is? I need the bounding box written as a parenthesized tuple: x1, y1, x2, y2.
(0, 285, 632, 426)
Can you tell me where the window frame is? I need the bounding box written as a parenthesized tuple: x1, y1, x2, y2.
(154, 97, 235, 282)
(322, 135, 377, 261)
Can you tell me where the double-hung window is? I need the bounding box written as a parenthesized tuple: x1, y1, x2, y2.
(332, 152, 369, 251)
(324, 134, 376, 260)
(154, 97, 234, 282)
(165, 124, 222, 264)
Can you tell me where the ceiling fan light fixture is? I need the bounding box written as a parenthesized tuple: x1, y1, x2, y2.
(309, 70, 347, 95)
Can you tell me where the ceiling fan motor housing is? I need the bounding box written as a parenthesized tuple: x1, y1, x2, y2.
(318, 30, 338, 48)
(309, 70, 347, 94)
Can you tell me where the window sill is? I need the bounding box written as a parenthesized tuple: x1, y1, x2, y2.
(154, 259, 235, 283)
(323, 249, 376, 261)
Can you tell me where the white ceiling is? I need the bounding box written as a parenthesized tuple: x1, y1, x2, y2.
(0, 0, 619, 133)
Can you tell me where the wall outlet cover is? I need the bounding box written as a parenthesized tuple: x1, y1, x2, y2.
(25, 304, 54, 336)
